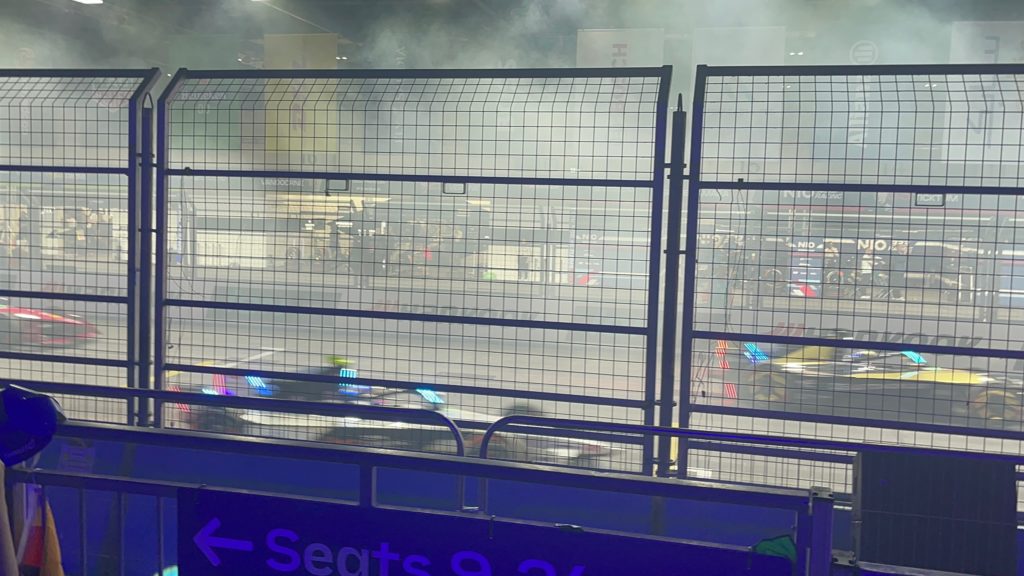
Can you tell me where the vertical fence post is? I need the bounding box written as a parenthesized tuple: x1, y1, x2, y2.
(126, 97, 139, 426)
(675, 67, 708, 478)
(657, 96, 686, 477)
(127, 70, 159, 426)
(138, 104, 154, 426)
(807, 487, 835, 576)
(643, 65, 673, 476)
(153, 70, 185, 427)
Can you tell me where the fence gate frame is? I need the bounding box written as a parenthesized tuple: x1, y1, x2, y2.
(674, 63, 1024, 480)
(154, 66, 673, 473)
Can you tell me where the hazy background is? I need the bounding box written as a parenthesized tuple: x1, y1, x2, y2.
(2, 0, 1024, 97)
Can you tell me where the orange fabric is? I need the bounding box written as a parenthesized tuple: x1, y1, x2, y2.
(21, 501, 63, 576)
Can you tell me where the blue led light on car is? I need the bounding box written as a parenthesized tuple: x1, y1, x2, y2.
(743, 343, 770, 364)
(338, 368, 370, 395)
(245, 375, 273, 396)
(416, 388, 444, 404)
(901, 351, 927, 365)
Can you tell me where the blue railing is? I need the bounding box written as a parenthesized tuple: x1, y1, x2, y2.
(12, 419, 834, 576)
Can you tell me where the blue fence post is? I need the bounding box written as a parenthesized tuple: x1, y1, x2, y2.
(137, 103, 154, 426)
(643, 65, 673, 476)
(153, 69, 186, 427)
(657, 96, 686, 477)
(126, 68, 160, 426)
(808, 487, 835, 576)
(126, 93, 139, 426)
(675, 66, 708, 478)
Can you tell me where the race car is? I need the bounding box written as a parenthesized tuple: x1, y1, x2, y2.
(0, 299, 99, 347)
(169, 356, 619, 470)
(736, 343, 1023, 428)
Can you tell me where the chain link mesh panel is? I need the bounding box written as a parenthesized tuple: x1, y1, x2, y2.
(682, 65, 1024, 499)
(167, 75, 663, 180)
(698, 71, 1024, 187)
(0, 71, 155, 424)
(159, 69, 670, 472)
(0, 76, 141, 169)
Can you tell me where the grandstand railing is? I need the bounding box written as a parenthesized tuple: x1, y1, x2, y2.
(11, 420, 833, 576)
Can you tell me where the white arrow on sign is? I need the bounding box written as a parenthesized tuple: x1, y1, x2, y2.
(194, 517, 254, 567)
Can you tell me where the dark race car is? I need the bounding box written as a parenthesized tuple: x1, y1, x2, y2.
(0, 300, 99, 347)
(168, 357, 620, 470)
(732, 343, 1024, 429)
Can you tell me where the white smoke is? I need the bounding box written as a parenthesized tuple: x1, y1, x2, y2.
(0, 0, 1018, 71)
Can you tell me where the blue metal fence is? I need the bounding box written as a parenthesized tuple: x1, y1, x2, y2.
(11, 420, 834, 576)
(0, 69, 158, 426)
(153, 67, 673, 473)
(676, 64, 1024, 493)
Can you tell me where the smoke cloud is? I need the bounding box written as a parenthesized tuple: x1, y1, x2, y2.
(0, 0, 1021, 73)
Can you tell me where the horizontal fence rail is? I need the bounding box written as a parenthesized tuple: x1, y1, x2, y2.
(17, 379, 467, 456)
(47, 421, 820, 511)
(479, 416, 1024, 468)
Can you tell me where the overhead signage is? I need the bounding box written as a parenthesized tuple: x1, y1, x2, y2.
(178, 488, 789, 576)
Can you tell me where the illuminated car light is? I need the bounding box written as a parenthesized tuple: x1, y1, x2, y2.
(714, 340, 731, 369)
(901, 351, 927, 365)
(416, 388, 445, 404)
(336, 367, 370, 395)
(245, 375, 274, 396)
(168, 386, 190, 413)
(743, 343, 770, 364)
(210, 373, 231, 396)
(723, 382, 738, 399)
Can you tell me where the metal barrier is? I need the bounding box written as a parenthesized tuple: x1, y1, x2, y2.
(154, 67, 673, 473)
(10, 421, 833, 576)
(15, 380, 466, 457)
(0, 69, 159, 426)
(675, 64, 1024, 494)
(479, 417, 1024, 573)
(479, 416, 1024, 472)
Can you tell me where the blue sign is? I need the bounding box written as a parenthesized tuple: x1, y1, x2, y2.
(178, 488, 790, 576)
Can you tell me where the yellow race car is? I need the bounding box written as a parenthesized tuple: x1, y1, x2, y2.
(740, 344, 1023, 429)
